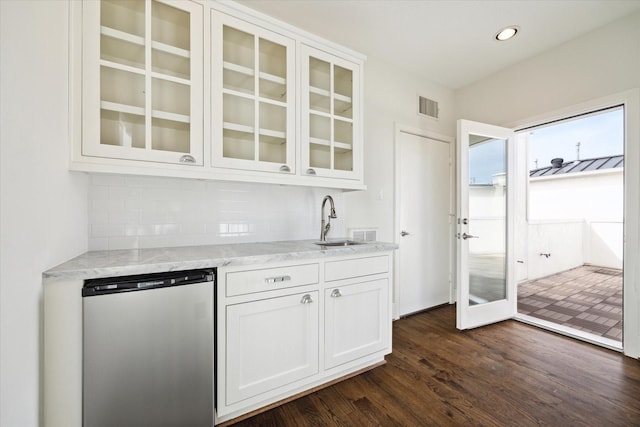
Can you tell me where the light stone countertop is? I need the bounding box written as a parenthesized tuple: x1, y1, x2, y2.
(43, 239, 398, 281)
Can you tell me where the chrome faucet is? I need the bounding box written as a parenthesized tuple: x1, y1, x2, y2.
(320, 195, 337, 241)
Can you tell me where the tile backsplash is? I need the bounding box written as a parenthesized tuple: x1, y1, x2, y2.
(88, 174, 345, 251)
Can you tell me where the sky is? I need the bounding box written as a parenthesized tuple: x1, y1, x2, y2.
(528, 107, 623, 170)
(469, 107, 624, 184)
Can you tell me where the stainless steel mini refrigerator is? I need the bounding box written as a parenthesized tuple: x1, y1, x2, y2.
(82, 269, 215, 427)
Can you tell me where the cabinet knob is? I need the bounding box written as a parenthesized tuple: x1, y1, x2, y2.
(300, 294, 314, 304)
(279, 165, 291, 173)
(330, 289, 342, 298)
(179, 154, 196, 164)
(306, 168, 316, 176)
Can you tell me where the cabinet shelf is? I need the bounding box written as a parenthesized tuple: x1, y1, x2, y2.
(223, 62, 286, 86)
(223, 122, 286, 141)
(101, 101, 144, 117)
(222, 88, 287, 109)
(308, 110, 354, 125)
(100, 60, 191, 87)
(100, 59, 145, 76)
(309, 137, 352, 153)
(101, 101, 190, 124)
(308, 85, 352, 104)
(101, 26, 190, 59)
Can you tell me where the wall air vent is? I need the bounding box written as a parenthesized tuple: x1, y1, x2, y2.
(418, 95, 439, 119)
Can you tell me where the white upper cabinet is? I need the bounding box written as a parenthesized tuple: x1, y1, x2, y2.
(81, 0, 203, 165)
(211, 13, 296, 174)
(301, 45, 362, 181)
(72, 1, 365, 189)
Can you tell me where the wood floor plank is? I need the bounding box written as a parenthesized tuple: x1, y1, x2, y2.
(225, 305, 640, 426)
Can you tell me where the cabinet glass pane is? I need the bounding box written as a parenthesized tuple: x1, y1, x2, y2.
(334, 65, 353, 120)
(151, 1, 190, 79)
(223, 26, 255, 94)
(334, 119, 352, 145)
(334, 119, 353, 172)
(259, 78, 286, 103)
(101, 67, 145, 108)
(310, 143, 330, 169)
(309, 57, 330, 92)
(223, 129, 254, 161)
(101, 35, 145, 70)
(101, 0, 145, 38)
(223, 94, 254, 129)
(335, 148, 353, 171)
(151, 78, 190, 117)
(151, 1, 190, 51)
(100, 110, 145, 148)
(259, 103, 285, 135)
(309, 114, 330, 142)
(309, 89, 330, 114)
(259, 38, 286, 102)
(258, 102, 286, 163)
(259, 136, 286, 163)
(223, 68, 253, 95)
(151, 118, 189, 153)
(152, 49, 190, 80)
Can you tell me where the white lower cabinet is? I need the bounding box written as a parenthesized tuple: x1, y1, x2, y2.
(324, 279, 389, 370)
(216, 253, 392, 423)
(225, 291, 319, 405)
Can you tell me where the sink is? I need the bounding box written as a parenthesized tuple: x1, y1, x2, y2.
(314, 240, 365, 246)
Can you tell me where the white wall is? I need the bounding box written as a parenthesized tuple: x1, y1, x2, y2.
(456, 12, 640, 125)
(0, 2, 89, 426)
(530, 171, 623, 222)
(528, 220, 584, 279)
(344, 56, 455, 242)
(529, 170, 624, 271)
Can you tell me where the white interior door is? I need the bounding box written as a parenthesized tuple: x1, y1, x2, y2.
(456, 119, 516, 329)
(397, 130, 452, 316)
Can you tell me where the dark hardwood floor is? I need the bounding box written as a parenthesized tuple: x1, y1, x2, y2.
(229, 305, 640, 426)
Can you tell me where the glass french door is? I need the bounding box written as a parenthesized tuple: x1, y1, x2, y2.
(456, 119, 516, 329)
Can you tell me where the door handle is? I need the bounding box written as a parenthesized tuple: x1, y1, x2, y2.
(462, 233, 479, 240)
(400, 230, 410, 237)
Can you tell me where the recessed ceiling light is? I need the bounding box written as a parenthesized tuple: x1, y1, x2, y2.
(495, 26, 519, 41)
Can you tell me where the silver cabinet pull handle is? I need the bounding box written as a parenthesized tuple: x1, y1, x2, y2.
(306, 168, 316, 175)
(300, 294, 313, 304)
(179, 154, 196, 164)
(265, 275, 291, 284)
(330, 289, 342, 298)
(462, 233, 479, 240)
(400, 230, 410, 237)
(279, 165, 291, 173)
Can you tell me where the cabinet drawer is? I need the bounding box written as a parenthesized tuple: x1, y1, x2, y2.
(325, 255, 389, 282)
(226, 263, 319, 296)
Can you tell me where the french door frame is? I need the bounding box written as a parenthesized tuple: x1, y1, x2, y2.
(456, 120, 516, 329)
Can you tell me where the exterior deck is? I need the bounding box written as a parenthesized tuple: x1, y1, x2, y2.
(517, 265, 622, 341)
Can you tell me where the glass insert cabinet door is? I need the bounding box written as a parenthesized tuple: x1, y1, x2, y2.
(456, 119, 516, 330)
(301, 45, 361, 180)
(210, 12, 295, 174)
(82, 0, 204, 165)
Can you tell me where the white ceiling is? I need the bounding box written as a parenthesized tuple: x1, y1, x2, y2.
(235, 0, 640, 90)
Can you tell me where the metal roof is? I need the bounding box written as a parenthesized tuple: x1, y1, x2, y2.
(529, 155, 624, 178)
